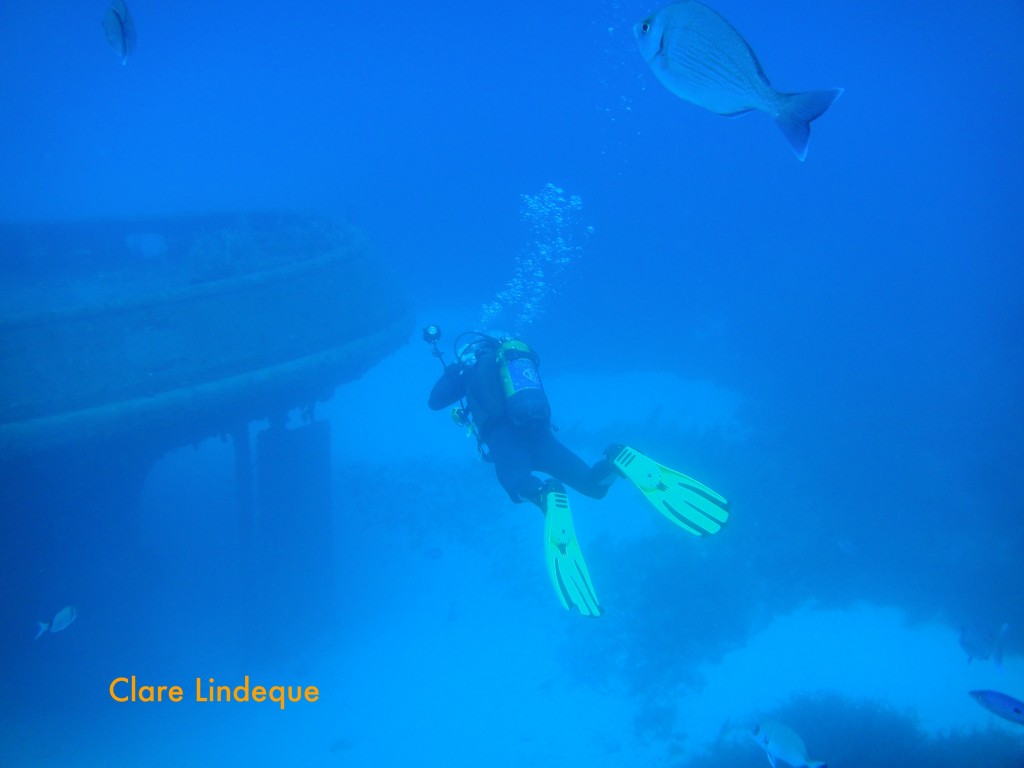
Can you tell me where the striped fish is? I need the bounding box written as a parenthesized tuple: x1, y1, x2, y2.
(634, 1, 842, 160)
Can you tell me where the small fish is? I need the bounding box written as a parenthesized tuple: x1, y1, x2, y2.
(959, 621, 1009, 666)
(634, 1, 842, 160)
(750, 720, 827, 768)
(103, 0, 136, 65)
(35, 606, 77, 639)
(969, 690, 1024, 726)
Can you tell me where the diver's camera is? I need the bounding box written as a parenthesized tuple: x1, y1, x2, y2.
(422, 325, 442, 344)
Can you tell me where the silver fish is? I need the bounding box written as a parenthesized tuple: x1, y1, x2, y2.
(103, 0, 136, 65)
(959, 621, 1009, 666)
(35, 605, 77, 639)
(750, 720, 827, 768)
(634, 1, 842, 160)
(969, 690, 1024, 726)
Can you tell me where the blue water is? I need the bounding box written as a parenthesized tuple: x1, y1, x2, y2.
(2, 1, 1023, 765)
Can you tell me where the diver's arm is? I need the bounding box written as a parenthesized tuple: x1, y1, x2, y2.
(427, 363, 467, 410)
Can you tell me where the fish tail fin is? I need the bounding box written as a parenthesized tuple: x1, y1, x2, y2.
(774, 88, 843, 160)
(34, 622, 49, 640)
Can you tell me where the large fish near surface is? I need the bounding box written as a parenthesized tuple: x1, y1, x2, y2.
(750, 720, 827, 768)
(35, 606, 77, 640)
(634, 1, 842, 160)
(103, 0, 136, 65)
(970, 690, 1024, 726)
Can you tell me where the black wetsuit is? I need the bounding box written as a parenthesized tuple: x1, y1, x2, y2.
(428, 348, 614, 509)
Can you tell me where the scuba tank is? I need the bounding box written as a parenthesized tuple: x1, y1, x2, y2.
(496, 338, 551, 428)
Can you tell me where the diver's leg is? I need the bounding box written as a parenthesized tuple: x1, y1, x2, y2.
(486, 423, 545, 508)
(533, 432, 617, 500)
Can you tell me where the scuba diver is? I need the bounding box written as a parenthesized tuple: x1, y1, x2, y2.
(423, 326, 730, 617)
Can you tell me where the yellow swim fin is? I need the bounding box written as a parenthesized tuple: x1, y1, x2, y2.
(543, 481, 601, 617)
(609, 445, 729, 536)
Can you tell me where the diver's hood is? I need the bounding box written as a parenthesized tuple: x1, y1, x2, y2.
(455, 330, 512, 364)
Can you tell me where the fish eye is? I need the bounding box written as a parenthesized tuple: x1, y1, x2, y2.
(641, 21, 650, 33)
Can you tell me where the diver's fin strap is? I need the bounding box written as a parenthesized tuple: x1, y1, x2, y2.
(543, 486, 602, 617)
(611, 445, 729, 536)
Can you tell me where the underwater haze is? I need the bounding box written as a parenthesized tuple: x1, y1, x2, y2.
(2, 0, 1023, 766)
